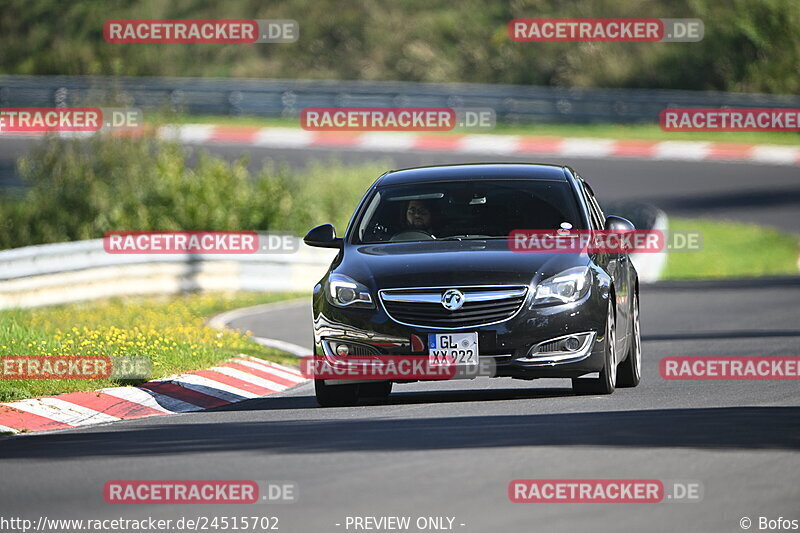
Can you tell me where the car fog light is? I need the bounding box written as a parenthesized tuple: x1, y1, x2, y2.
(564, 336, 581, 351)
(335, 343, 350, 356)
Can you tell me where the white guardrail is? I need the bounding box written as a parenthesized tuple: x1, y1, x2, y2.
(0, 239, 338, 309)
(630, 209, 668, 284)
(0, 227, 665, 310)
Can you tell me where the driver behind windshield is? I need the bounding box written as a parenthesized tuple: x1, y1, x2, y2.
(404, 199, 436, 235)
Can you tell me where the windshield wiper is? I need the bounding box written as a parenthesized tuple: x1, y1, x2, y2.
(437, 235, 507, 241)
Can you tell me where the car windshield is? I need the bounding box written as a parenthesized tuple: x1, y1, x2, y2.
(354, 179, 585, 243)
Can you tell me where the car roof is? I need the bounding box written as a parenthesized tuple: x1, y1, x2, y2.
(376, 163, 570, 187)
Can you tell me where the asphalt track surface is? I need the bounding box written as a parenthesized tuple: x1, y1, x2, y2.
(1, 137, 799, 532)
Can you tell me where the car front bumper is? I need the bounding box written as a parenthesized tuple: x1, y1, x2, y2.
(312, 285, 611, 381)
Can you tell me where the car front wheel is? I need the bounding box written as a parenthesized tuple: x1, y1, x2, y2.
(314, 379, 359, 407)
(358, 381, 393, 401)
(572, 301, 617, 395)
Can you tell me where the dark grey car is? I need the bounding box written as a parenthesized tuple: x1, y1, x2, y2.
(304, 163, 642, 406)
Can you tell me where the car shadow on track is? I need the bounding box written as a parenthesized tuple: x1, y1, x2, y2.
(211, 385, 579, 412)
(643, 329, 800, 341)
(645, 276, 800, 291)
(1, 406, 798, 459)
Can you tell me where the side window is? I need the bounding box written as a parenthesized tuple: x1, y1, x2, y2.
(577, 179, 604, 229)
(587, 190, 606, 228)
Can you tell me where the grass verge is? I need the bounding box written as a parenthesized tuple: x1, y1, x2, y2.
(0, 292, 304, 402)
(175, 114, 800, 146)
(663, 218, 800, 279)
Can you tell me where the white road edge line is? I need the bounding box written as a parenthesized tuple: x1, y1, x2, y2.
(206, 298, 309, 330)
(251, 336, 310, 357)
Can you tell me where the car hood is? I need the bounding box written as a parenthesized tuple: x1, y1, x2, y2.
(339, 240, 590, 288)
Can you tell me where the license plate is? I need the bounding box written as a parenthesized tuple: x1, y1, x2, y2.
(428, 333, 479, 366)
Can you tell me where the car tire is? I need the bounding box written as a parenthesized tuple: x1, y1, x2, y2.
(616, 290, 641, 388)
(314, 378, 359, 407)
(359, 381, 393, 401)
(572, 301, 617, 395)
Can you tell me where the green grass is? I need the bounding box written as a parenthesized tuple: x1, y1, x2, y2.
(0, 292, 305, 402)
(174, 114, 800, 146)
(663, 218, 800, 279)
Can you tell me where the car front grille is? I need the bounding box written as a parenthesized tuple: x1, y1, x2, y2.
(379, 286, 528, 329)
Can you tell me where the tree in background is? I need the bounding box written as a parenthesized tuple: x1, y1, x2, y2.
(0, 0, 797, 93)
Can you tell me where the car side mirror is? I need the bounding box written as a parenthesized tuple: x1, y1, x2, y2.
(304, 224, 344, 249)
(604, 215, 635, 232)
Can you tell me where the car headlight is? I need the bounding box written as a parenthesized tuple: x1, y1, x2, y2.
(533, 266, 592, 305)
(326, 273, 374, 308)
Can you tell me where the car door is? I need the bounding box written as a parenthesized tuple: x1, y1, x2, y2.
(578, 178, 631, 353)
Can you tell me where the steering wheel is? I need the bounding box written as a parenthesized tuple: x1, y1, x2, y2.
(390, 230, 436, 241)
